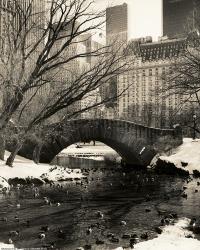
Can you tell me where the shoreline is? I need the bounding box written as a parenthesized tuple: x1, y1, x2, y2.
(1, 218, 200, 250)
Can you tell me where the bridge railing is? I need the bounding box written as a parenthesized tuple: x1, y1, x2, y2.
(47, 118, 182, 142)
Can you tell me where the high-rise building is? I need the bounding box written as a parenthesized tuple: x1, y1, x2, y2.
(0, 0, 46, 108)
(106, 3, 128, 45)
(0, 1, 12, 45)
(104, 3, 128, 109)
(0, 0, 45, 28)
(163, 0, 195, 38)
(0, 0, 46, 55)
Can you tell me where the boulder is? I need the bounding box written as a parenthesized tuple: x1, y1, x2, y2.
(8, 177, 27, 185)
(153, 158, 189, 176)
(0, 177, 9, 192)
(193, 170, 200, 178)
(193, 220, 200, 234)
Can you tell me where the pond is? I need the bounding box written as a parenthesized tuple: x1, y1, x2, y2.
(0, 160, 200, 249)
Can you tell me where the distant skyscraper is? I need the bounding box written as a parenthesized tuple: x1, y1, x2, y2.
(163, 0, 195, 38)
(106, 3, 128, 45)
(104, 3, 128, 109)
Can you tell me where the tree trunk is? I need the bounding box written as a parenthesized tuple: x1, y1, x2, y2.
(0, 93, 24, 161)
(33, 143, 42, 164)
(0, 134, 5, 161)
(0, 91, 24, 131)
(6, 142, 23, 167)
(0, 115, 11, 161)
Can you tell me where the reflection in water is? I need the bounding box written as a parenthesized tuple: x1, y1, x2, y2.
(0, 159, 200, 249)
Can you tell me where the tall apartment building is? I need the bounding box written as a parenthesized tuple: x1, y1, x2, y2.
(117, 37, 188, 128)
(163, 0, 195, 38)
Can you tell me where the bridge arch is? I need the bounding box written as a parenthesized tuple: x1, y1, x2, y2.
(36, 119, 182, 167)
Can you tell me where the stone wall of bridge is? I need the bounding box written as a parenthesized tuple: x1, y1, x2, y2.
(7, 119, 183, 167)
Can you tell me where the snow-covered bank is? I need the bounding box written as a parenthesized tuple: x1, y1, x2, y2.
(114, 218, 200, 250)
(0, 152, 84, 186)
(0, 242, 16, 249)
(151, 138, 200, 175)
(134, 218, 200, 250)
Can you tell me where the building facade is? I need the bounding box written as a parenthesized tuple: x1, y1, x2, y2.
(117, 37, 189, 128)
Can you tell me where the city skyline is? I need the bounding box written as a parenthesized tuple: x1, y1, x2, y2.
(95, 0, 162, 41)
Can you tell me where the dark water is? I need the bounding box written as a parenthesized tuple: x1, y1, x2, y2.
(0, 160, 200, 249)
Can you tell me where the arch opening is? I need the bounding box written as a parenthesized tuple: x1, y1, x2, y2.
(53, 141, 122, 164)
(39, 134, 142, 166)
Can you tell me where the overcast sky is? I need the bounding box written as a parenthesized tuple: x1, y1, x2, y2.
(94, 0, 162, 41)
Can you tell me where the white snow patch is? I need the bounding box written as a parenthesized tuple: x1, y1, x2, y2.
(134, 218, 200, 250)
(152, 138, 200, 174)
(0, 243, 15, 248)
(41, 166, 84, 181)
(114, 218, 200, 250)
(139, 147, 146, 155)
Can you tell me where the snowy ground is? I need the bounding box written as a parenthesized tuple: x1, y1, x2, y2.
(114, 218, 200, 250)
(0, 151, 84, 190)
(151, 138, 200, 174)
(0, 143, 118, 189)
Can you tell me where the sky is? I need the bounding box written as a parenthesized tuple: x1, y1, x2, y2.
(94, 0, 162, 41)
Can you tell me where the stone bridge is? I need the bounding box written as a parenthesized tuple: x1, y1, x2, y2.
(15, 119, 182, 167)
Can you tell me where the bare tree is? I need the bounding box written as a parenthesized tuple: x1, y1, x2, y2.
(0, 0, 133, 163)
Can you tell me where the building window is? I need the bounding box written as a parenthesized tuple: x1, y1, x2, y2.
(155, 68, 159, 75)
